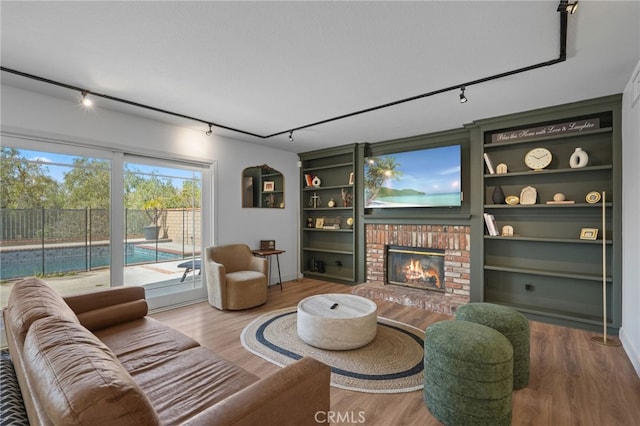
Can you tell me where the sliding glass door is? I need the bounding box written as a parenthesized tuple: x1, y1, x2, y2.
(122, 156, 206, 308)
(1, 136, 210, 310)
(0, 140, 112, 304)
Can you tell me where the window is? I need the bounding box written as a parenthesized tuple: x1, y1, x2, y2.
(1, 137, 211, 309)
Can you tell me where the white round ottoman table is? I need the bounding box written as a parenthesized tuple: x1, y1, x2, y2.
(296, 293, 378, 350)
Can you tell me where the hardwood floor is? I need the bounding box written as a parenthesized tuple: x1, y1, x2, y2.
(151, 279, 640, 426)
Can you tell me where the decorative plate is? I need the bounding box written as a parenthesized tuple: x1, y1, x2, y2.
(585, 191, 601, 204)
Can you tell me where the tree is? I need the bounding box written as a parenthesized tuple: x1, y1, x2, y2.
(173, 180, 201, 208)
(63, 158, 110, 208)
(0, 147, 62, 208)
(124, 169, 176, 211)
(124, 167, 181, 239)
(364, 156, 402, 205)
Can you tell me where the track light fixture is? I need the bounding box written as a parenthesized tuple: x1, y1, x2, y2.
(557, 0, 578, 14)
(1, 5, 573, 141)
(459, 86, 468, 104)
(80, 90, 92, 107)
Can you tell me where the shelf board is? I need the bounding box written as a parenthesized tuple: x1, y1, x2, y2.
(484, 127, 613, 149)
(304, 207, 352, 211)
(304, 162, 352, 172)
(303, 247, 353, 255)
(485, 302, 604, 325)
(484, 235, 613, 244)
(303, 270, 355, 282)
(484, 265, 612, 282)
(303, 185, 353, 191)
(484, 164, 612, 178)
(484, 202, 612, 209)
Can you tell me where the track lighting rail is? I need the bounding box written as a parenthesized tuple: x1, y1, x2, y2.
(1, 3, 572, 140)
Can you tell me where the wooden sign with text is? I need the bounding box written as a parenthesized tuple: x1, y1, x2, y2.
(491, 118, 600, 143)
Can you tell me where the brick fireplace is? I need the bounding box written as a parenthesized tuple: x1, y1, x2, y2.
(352, 224, 470, 314)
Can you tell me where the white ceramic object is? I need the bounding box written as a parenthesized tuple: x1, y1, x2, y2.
(520, 186, 537, 205)
(311, 176, 322, 187)
(569, 147, 589, 168)
(297, 294, 377, 350)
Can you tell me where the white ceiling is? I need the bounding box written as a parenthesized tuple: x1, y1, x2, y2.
(1, 1, 639, 153)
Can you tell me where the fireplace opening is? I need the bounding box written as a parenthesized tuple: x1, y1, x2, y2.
(385, 245, 445, 292)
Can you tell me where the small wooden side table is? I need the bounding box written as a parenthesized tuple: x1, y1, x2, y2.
(252, 249, 285, 291)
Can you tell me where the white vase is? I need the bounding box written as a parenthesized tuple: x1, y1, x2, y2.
(569, 147, 589, 168)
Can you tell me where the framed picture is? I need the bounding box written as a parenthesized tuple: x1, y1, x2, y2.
(349, 172, 354, 185)
(315, 217, 324, 229)
(580, 228, 598, 240)
(263, 181, 274, 192)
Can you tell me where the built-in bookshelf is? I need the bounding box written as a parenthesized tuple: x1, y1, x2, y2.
(475, 95, 622, 332)
(299, 145, 358, 283)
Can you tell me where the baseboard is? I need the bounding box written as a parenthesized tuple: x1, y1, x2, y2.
(619, 326, 640, 378)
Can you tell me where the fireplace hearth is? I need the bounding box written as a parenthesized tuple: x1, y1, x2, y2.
(386, 245, 445, 292)
(353, 224, 470, 315)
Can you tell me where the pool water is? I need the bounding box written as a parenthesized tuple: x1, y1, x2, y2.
(0, 245, 181, 280)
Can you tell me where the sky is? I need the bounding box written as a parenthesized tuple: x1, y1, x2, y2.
(17, 149, 197, 186)
(366, 144, 461, 194)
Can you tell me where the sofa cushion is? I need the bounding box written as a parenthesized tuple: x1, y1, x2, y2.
(75, 299, 149, 331)
(130, 346, 259, 425)
(23, 317, 161, 426)
(6, 278, 79, 345)
(94, 317, 200, 372)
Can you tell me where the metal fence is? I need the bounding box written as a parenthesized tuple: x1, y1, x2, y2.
(0, 208, 198, 280)
(1, 208, 123, 245)
(0, 208, 199, 245)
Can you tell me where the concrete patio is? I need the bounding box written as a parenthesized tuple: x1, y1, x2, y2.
(1, 240, 201, 306)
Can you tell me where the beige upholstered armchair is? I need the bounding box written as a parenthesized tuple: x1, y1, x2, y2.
(205, 244, 268, 310)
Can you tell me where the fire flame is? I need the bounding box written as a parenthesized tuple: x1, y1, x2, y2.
(403, 259, 441, 288)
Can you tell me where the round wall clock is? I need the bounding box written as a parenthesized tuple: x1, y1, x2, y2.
(524, 147, 552, 171)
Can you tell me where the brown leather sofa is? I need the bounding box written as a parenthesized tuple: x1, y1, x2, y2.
(3, 278, 331, 425)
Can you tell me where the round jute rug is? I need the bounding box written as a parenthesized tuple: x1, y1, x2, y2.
(240, 307, 425, 393)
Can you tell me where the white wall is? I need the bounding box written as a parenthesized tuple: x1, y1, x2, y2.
(0, 84, 301, 283)
(621, 59, 640, 376)
(3, 79, 639, 374)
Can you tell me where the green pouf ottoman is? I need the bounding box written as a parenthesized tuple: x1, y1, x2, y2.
(424, 320, 513, 426)
(455, 302, 530, 389)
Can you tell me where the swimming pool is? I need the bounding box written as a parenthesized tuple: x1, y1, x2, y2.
(0, 244, 182, 280)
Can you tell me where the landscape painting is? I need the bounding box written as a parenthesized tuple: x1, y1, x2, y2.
(364, 144, 461, 208)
